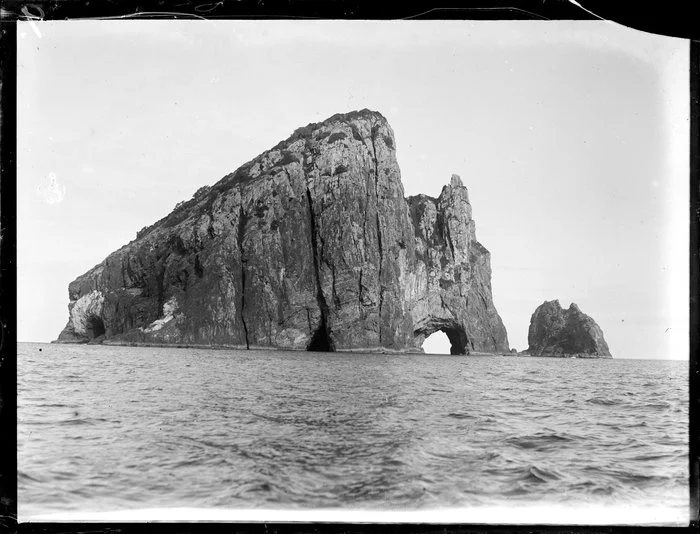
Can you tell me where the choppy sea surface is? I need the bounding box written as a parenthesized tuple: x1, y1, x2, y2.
(17, 342, 688, 524)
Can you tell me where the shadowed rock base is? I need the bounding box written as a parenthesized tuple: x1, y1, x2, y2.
(307, 322, 335, 352)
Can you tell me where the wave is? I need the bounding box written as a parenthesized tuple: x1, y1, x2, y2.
(59, 417, 109, 426)
(505, 432, 575, 450)
(586, 396, 622, 406)
(627, 453, 675, 462)
(479, 451, 501, 461)
(20, 416, 109, 427)
(446, 412, 476, 420)
(643, 402, 671, 409)
(522, 465, 562, 483)
(168, 457, 209, 469)
(624, 421, 649, 428)
(501, 486, 530, 496)
(18, 470, 43, 483)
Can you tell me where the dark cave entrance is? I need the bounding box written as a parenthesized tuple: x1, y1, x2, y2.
(86, 316, 106, 339)
(307, 324, 335, 352)
(443, 327, 470, 355)
(419, 324, 470, 355)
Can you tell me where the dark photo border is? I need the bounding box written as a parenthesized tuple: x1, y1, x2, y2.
(1, 1, 697, 532)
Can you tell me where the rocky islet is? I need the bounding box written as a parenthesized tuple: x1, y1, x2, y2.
(56, 109, 610, 357)
(524, 300, 612, 358)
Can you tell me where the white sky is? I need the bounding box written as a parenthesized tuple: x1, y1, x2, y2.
(17, 20, 689, 359)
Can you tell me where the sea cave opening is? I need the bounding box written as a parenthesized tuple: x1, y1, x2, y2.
(421, 326, 470, 355)
(307, 324, 335, 352)
(86, 316, 106, 339)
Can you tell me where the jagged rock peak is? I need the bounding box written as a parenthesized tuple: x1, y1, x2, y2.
(296, 108, 388, 131)
(272, 108, 390, 149)
(56, 110, 509, 355)
(526, 300, 612, 358)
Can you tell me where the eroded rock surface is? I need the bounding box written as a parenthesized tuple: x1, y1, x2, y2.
(56, 109, 509, 353)
(525, 300, 612, 358)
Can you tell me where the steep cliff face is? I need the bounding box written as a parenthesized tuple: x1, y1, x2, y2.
(407, 176, 508, 353)
(57, 109, 509, 354)
(526, 300, 612, 358)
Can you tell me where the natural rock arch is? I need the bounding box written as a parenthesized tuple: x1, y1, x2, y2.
(414, 319, 471, 355)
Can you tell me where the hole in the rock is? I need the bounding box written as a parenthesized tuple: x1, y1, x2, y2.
(421, 327, 470, 355)
(444, 328, 469, 355)
(422, 331, 451, 354)
(307, 324, 334, 352)
(86, 316, 106, 339)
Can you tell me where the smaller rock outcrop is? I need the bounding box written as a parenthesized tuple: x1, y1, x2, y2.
(525, 300, 612, 358)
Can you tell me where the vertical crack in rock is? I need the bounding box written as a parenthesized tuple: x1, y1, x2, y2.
(329, 262, 339, 307)
(358, 265, 364, 312)
(370, 123, 384, 343)
(237, 201, 250, 349)
(359, 151, 371, 318)
(305, 184, 333, 349)
(437, 203, 456, 262)
(302, 135, 336, 351)
(479, 291, 489, 310)
(446, 225, 456, 261)
(156, 262, 165, 314)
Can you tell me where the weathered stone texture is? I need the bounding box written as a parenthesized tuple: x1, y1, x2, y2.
(57, 110, 509, 354)
(526, 300, 612, 358)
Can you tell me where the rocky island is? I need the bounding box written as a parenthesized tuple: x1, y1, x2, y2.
(56, 109, 509, 354)
(523, 300, 612, 358)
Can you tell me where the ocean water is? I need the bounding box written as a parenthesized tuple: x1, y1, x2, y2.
(17, 342, 688, 524)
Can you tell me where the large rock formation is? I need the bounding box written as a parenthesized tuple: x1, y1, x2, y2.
(56, 109, 509, 354)
(525, 300, 612, 358)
